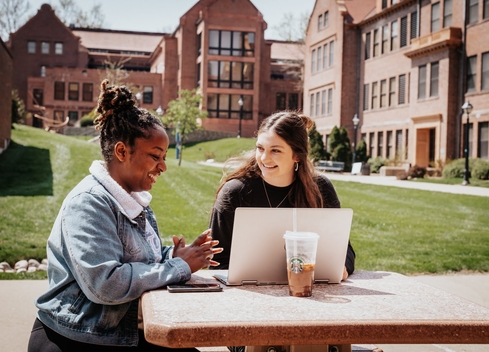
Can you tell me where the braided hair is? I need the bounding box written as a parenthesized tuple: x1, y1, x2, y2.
(94, 79, 163, 163)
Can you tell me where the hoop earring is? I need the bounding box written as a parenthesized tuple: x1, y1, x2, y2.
(294, 162, 299, 172)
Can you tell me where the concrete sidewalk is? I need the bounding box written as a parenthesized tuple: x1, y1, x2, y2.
(199, 160, 489, 197)
(2, 274, 489, 351)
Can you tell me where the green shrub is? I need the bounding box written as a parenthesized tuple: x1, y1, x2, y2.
(472, 159, 489, 180)
(355, 139, 369, 163)
(367, 156, 387, 173)
(79, 109, 97, 127)
(442, 158, 489, 180)
(308, 122, 328, 163)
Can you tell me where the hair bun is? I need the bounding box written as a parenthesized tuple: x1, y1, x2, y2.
(95, 80, 136, 129)
(298, 114, 314, 130)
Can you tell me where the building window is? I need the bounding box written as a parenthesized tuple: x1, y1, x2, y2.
(33, 88, 43, 106)
(143, 86, 153, 104)
(371, 81, 378, 109)
(418, 65, 427, 99)
(208, 30, 255, 57)
(468, 0, 479, 24)
(207, 94, 252, 119)
(444, 0, 453, 27)
(398, 74, 406, 104)
(54, 82, 65, 100)
(430, 61, 439, 97)
(83, 83, 93, 102)
(396, 130, 403, 157)
(466, 56, 477, 92)
(321, 90, 326, 115)
(68, 83, 79, 101)
(431, 2, 441, 32)
(276, 93, 286, 111)
(411, 11, 418, 40)
(68, 111, 78, 125)
(197, 32, 202, 56)
(378, 132, 384, 157)
(311, 49, 316, 73)
(389, 77, 396, 107)
(382, 24, 389, 54)
(329, 41, 334, 66)
(387, 131, 394, 159)
(323, 43, 328, 69)
(369, 132, 375, 158)
(464, 123, 474, 157)
(315, 92, 320, 116)
(479, 122, 488, 159)
(310, 94, 314, 117)
(373, 29, 380, 57)
(41, 42, 49, 54)
(208, 61, 254, 89)
(288, 93, 299, 110)
(323, 11, 329, 27)
(382, 0, 388, 9)
(380, 79, 387, 108)
(40, 66, 46, 77)
(400, 16, 408, 47)
(405, 129, 409, 159)
(363, 84, 369, 111)
(318, 14, 323, 31)
(391, 20, 398, 51)
(27, 41, 36, 53)
(55, 42, 63, 55)
(327, 88, 333, 114)
(317, 46, 322, 71)
(482, 52, 489, 90)
(365, 32, 371, 59)
(484, 0, 489, 19)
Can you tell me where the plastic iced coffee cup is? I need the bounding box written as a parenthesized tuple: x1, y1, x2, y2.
(283, 231, 319, 297)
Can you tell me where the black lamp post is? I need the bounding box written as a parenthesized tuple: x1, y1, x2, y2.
(461, 101, 473, 185)
(237, 95, 244, 138)
(352, 114, 359, 165)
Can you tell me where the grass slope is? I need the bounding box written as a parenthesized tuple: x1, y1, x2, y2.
(1, 124, 488, 279)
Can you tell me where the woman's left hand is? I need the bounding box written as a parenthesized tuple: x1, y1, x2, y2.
(172, 229, 223, 272)
(342, 267, 348, 281)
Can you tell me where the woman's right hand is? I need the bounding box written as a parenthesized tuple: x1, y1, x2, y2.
(172, 229, 223, 273)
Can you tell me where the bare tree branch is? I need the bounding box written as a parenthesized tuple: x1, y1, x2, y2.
(0, 0, 30, 41)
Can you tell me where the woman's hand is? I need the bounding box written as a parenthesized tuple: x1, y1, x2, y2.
(172, 229, 223, 273)
(342, 267, 349, 281)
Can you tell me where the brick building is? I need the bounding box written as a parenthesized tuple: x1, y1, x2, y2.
(0, 38, 13, 153)
(7, 0, 303, 137)
(304, 0, 489, 166)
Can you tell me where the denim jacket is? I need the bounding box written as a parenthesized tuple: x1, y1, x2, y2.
(35, 173, 191, 346)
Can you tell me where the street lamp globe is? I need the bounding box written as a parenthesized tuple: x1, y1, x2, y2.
(462, 101, 473, 115)
(237, 96, 244, 138)
(156, 106, 163, 116)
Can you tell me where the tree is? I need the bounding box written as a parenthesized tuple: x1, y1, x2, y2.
(329, 126, 352, 167)
(100, 57, 131, 87)
(355, 139, 369, 163)
(308, 123, 328, 163)
(162, 89, 208, 166)
(11, 89, 25, 126)
(272, 11, 310, 43)
(54, 0, 105, 28)
(0, 0, 30, 41)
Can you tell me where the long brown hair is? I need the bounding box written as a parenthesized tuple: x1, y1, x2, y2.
(217, 111, 323, 208)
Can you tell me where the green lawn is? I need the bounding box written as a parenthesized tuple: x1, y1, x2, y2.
(1, 124, 488, 279)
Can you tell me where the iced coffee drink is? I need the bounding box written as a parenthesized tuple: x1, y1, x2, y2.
(283, 231, 319, 297)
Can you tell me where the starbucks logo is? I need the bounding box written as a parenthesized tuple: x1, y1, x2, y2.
(289, 257, 304, 274)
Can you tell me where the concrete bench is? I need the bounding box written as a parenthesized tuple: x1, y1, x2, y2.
(315, 160, 345, 172)
(379, 165, 409, 177)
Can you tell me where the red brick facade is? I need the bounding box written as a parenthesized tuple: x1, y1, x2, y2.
(7, 1, 303, 138)
(0, 38, 13, 152)
(304, 0, 489, 166)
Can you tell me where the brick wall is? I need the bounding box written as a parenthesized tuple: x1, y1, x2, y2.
(0, 39, 13, 153)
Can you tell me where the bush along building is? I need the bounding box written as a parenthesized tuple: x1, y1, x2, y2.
(7, 0, 303, 137)
(304, 0, 489, 167)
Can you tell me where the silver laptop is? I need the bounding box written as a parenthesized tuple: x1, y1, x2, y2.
(214, 207, 353, 286)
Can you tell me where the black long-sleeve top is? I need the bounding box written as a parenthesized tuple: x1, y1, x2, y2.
(209, 174, 356, 273)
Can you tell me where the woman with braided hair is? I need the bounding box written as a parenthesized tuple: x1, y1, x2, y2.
(209, 111, 355, 278)
(28, 80, 222, 351)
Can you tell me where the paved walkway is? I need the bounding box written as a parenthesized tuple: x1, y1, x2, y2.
(199, 160, 489, 197)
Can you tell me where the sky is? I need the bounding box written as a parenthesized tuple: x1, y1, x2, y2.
(26, 0, 317, 40)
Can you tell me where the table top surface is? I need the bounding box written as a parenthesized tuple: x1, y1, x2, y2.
(141, 270, 489, 348)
